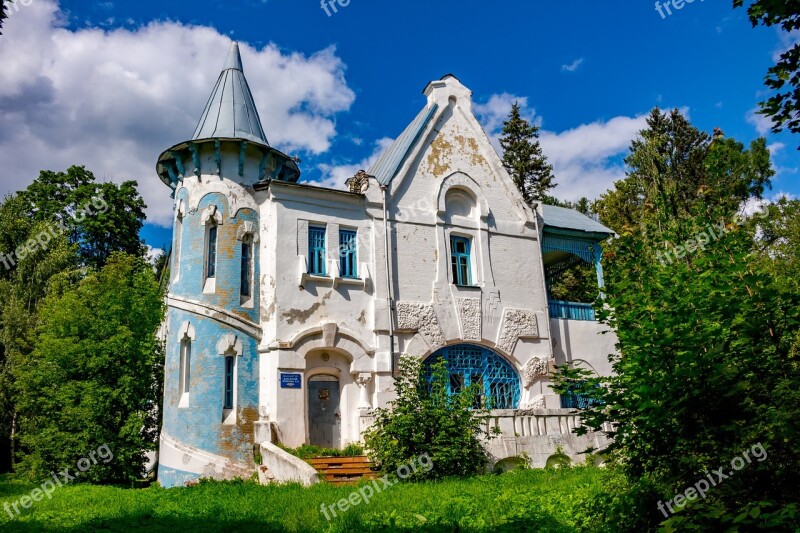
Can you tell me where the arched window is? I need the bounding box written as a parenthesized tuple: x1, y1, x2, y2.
(223, 355, 235, 410)
(240, 237, 253, 299)
(179, 337, 191, 407)
(206, 223, 218, 279)
(423, 344, 520, 409)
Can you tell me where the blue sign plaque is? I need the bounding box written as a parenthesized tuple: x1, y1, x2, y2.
(280, 373, 302, 389)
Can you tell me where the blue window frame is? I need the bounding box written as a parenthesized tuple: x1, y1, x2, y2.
(560, 382, 602, 409)
(340, 229, 358, 278)
(450, 236, 472, 286)
(423, 344, 520, 409)
(308, 226, 327, 276)
(224, 356, 234, 410)
(206, 225, 218, 279)
(240, 240, 252, 298)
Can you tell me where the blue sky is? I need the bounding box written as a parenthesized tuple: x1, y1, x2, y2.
(1, 0, 796, 251)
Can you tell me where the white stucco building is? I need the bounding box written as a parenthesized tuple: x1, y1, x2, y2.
(156, 43, 616, 488)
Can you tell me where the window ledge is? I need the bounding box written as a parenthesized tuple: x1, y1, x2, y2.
(222, 408, 236, 425)
(203, 277, 216, 294)
(334, 276, 365, 288)
(178, 394, 190, 409)
(302, 273, 331, 282)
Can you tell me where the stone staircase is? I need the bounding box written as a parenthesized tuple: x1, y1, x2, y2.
(305, 456, 378, 485)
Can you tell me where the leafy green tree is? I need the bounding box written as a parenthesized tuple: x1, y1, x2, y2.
(0, 167, 151, 474)
(595, 110, 771, 237)
(0, 1, 9, 36)
(364, 356, 492, 481)
(554, 114, 800, 530)
(20, 166, 147, 269)
(500, 102, 556, 204)
(735, 1, 800, 140)
(13, 253, 164, 483)
(548, 262, 598, 304)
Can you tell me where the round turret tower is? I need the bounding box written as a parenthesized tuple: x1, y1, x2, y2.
(156, 42, 299, 488)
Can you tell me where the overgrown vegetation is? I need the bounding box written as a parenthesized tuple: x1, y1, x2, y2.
(0, 166, 161, 481)
(278, 444, 365, 460)
(364, 356, 493, 481)
(0, 468, 605, 531)
(554, 109, 800, 530)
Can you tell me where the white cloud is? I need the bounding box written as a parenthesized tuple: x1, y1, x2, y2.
(747, 107, 774, 136)
(0, 0, 356, 226)
(561, 58, 584, 73)
(145, 245, 165, 265)
(768, 142, 786, 156)
(312, 137, 394, 190)
(772, 28, 800, 61)
(475, 93, 648, 201)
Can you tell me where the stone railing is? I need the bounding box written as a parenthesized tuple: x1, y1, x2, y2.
(483, 408, 586, 438)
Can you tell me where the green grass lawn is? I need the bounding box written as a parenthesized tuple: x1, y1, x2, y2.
(0, 467, 603, 532)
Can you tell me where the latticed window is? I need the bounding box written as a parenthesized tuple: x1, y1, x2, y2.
(308, 226, 327, 276)
(339, 229, 358, 278)
(423, 344, 520, 409)
(450, 236, 472, 286)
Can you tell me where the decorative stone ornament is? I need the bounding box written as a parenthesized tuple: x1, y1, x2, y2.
(347, 170, 370, 194)
(200, 204, 223, 226)
(523, 357, 552, 387)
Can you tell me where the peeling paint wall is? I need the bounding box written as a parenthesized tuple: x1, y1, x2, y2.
(158, 76, 614, 488)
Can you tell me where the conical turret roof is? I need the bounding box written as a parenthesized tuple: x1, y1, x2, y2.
(192, 42, 269, 145)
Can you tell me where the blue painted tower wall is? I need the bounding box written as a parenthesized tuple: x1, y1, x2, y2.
(158, 188, 261, 487)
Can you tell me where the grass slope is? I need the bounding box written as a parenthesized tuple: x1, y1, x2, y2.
(0, 468, 603, 532)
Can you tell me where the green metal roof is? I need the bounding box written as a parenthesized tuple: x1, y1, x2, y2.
(192, 42, 269, 146)
(367, 103, 439, 185)
(542, 204, 614, 237)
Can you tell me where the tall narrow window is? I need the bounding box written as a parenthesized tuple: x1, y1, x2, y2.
(172, 214, 183, 282)
(450, 236, 472, 286)
(339, 229, 358, 278)
(240, 239, 252, 298)
(308, 225, 327, 276)
(179, 338, 191, 406)
(206, 224, 218, 279)
(223, 356, 235, 410)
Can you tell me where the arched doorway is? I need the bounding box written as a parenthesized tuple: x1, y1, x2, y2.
(308, 375, 340, 448)
(423, 344, 521, 409)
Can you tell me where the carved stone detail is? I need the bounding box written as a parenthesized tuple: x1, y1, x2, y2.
(217, 333, 243, 356)
(347, 170, 370, 194)
(496, 309, 539, 354)
(396, 302, 445, 349)
(236, 220, 260, 243)
(522, 357, 551, 387)
(525, 394, 546, 410)
(456, 298, 481, 341)
(200, 204, 223, 226)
